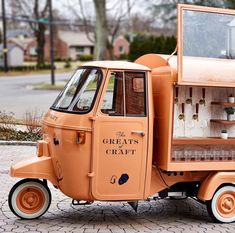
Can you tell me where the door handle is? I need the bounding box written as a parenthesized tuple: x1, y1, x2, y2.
(131, 130, 145, 137)
(77, 131, 86, 144)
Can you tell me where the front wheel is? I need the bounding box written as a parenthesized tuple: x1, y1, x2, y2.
(207, 185, 235, 223)
(8, 179, 51, 219)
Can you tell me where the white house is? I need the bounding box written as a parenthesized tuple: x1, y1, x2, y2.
(59, 31, 94, 60)
(0, 44, 24, 67)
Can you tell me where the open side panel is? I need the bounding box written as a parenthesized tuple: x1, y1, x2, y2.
(178, 4, 235, 87)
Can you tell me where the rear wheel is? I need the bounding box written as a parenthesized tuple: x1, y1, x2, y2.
(207, 185, 235, 223)
(8, 179, 51, 219)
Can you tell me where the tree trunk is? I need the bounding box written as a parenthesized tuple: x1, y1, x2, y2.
(107, 42, 114, 60)
(36, 23, 46, 67)
(93, 0, 108, 60)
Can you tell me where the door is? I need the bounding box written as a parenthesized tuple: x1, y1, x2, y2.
(92, 70, 149, 200)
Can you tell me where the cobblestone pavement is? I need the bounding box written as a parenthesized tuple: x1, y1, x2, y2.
(0, 145, 235, 233)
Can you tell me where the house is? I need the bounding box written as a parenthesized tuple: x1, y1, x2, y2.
(7, 37, 36, 61)
(0, 43, 24, 67)
(113, 35, 130, 59)
(7, 34, 68, 61)
(59, 31, 94, 60)
(7, 31, 94, 61)
(6, 30, 130, 61)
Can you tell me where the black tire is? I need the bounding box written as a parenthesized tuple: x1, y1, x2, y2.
(8, 179, 51, 220)
(206, 185, 235, 223)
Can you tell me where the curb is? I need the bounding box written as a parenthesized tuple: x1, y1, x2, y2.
(0, 140, 36, 146)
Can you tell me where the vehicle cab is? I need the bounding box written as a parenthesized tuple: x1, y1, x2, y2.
(42, 61, 154, 201)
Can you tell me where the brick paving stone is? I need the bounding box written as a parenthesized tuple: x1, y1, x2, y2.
(110, 229, 125, 233)
(70, 230, 84, 233)
(98, 229, 112, 233)
(1, 145, 235, 233)
(83, 228, 98, 233)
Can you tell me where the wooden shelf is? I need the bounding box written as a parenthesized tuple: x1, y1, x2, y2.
(211, 101, 235, 107)
(173, 137, 235, 145)
(210, 119, 235, 125)
(165, 161, 235, 172)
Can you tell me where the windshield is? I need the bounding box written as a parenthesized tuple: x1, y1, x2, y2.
(51, 68, 102, 113)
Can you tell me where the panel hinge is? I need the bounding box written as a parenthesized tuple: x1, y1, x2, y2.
(89, 117, 96, 121)
(88, 172, 95, 178)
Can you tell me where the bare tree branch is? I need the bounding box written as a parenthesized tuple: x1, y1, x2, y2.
(78, 0, 95, 43)
(34, 0, 39, 20)
(42, 0, 49, 17)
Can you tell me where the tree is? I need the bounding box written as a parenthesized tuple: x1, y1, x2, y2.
(67, 0, 136, 60)
(0, 30, 2, 44)
(150, 0, 234, 29)
(33, 1, 49, 67)
(93, 0, 108, 60)
(12, 0, 49, 67)
(225, 0, 235, 9)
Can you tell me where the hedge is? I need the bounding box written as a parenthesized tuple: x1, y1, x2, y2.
(128, 34, 177, 61)
(0, 64, 53, 72)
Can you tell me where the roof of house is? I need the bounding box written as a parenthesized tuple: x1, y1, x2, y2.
(7, 37, 35, 50)
(0, 43, 23, 51)
(59, 31, 94, 47)
(81, 60, 150, 71)
(7, 29, 33, 39)
(113, 35, 129, 46)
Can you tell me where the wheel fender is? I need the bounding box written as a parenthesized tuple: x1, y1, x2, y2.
(10, 156, 58, 187)
(197, 172, 235, 201)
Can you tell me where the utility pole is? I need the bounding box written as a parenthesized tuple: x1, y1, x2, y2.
(1, 0, 8, 72)
(49, 0, 55, 85)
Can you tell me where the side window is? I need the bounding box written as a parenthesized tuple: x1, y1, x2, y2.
(101, 71, 146, 117)
(125, 72, 146, 116)
(101, 72, 124, 116)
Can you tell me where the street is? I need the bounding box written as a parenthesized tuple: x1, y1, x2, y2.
(0, 73, 72, 119)
(0, 145, 235, 233)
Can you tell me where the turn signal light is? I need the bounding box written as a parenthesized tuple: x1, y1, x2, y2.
(37, 140, 50, 157)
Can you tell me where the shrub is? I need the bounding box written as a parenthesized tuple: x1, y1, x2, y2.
(64, 59, 71, 68)
(24, 110, 43, 136)
(0, 110, 15, 131)
(0, 64, 52, 72)
(128, 34, 177, 61)
(0, 110, 43, 141)
(79, 54, 93, 61)
(119, 53, 128, 60)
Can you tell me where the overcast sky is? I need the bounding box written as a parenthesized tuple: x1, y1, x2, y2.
(52, 0, 145, 19)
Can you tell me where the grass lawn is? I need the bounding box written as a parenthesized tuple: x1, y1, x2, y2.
(0, 61, 83, 77)
(31, 82, 66, 90)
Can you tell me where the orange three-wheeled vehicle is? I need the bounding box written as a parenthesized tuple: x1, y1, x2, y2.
(9, 4, 235, 223)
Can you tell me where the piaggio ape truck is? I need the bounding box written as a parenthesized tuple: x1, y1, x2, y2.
(8, 4, 235, 223)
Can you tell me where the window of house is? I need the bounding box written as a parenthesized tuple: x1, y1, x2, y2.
(119, 46, 124, 54)
(101, 71, 146, 117)
(76, 47, 84, 54)
(29, 47, 37, 56)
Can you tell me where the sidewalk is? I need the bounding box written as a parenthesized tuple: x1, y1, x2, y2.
(0, 145, 234, 233)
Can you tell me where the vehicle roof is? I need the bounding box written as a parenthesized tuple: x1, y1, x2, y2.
(81, 60, 151, 71)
